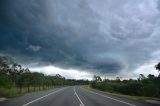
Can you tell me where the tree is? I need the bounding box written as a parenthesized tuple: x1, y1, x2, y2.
(138, 74, 146, 80)
(93, 75, 102, 82)
(0, 56, 15, 88)
(155, 62, 160, 76)
(147, 74, 155, 79)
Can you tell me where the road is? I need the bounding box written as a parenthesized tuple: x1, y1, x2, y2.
(0, 86, 158, 106)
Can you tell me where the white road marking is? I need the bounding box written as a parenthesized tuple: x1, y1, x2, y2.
(22, 88, 66, 106)
(82, 87, 136, 106)
(74, 87, 85, 106)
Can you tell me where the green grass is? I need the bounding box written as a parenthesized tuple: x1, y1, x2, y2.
(0, 86, 54, 98)
(84, 85, 151, 100)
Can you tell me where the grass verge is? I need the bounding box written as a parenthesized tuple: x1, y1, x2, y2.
(0, 86, 54, 98)
(84, 85, 151, 100)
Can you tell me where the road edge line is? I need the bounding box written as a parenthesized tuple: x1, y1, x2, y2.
(82, 87, 136, 106)
(22, 87, 66, 106)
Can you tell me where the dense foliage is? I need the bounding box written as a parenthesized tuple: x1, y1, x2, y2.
(91, 74, 160, 97)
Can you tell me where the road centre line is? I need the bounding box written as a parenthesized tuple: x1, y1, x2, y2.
(74, 87, 85, 106)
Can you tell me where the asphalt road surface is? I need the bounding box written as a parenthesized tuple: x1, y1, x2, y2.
(0, 86, 158, 106)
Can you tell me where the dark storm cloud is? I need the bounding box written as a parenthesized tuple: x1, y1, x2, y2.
(0, 0, 160, 75)
(0, 0, 100, 71)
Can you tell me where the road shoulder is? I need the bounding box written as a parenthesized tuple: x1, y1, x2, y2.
(83, 85, 160, 105)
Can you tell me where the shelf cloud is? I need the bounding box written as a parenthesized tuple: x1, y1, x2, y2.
(0, 0, 160, 78)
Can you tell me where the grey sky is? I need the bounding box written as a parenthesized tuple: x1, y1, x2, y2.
(0, 0, 160, 78)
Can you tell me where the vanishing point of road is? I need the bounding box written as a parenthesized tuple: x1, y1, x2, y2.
(0, 86, 158, 106)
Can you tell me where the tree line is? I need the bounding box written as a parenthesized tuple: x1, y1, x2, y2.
(1, 55, 160, 98)
(91, 65, 160, 97)
(0, 56, 89, 96)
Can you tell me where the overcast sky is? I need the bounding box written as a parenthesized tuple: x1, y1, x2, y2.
(0, 0, 160, 79)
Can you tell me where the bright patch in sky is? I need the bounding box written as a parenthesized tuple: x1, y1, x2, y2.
(134, 60, 159, 77)
(30, 66, 93, 80)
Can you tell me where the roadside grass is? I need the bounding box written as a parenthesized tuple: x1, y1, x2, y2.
(84, 85, 151, 100)
(0, 86, 54, 98)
